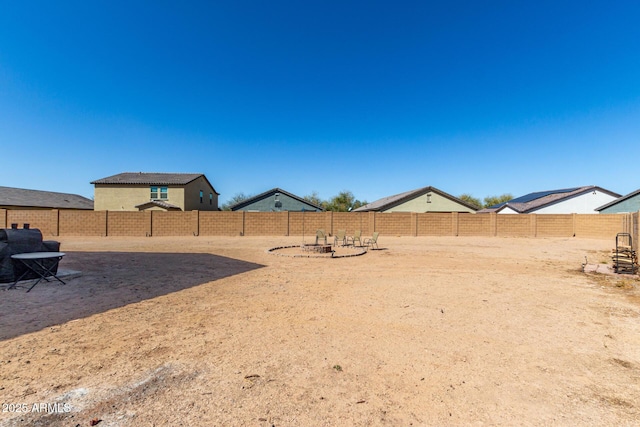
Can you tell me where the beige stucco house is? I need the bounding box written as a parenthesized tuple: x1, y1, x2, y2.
(353, 186, 478, 213)
(91, 172, 219, 211)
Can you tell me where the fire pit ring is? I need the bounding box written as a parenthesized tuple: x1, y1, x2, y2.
(267, 244, 367, 258)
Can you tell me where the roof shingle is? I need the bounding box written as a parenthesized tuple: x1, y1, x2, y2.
(91, 172, 205, 185)
(0, 186, 94, 210)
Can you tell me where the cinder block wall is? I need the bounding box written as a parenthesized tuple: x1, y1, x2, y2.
(373, 212, 413, 236)
(199, 211, 244, 236)
(2, 209, 639, 243)
(458, 214, 492, 236)
(244, 212, 288, 236)
(152, 211, 198, 236)
(107, 211, 151, 236)
(289, 212, 330, 236)
(536, 214, 574, 237)
(416, 213, 454, 236)
(59, 210, 107, 236)
(5, 210, 58, 236)
(496, 215, 533, 237)
(575, 214, 627, 239)
(331, 212, 372, 236)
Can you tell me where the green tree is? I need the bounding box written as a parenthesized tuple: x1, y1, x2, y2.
(324, 190, 367, 212)
(303, 191, 325, 209)
(458, 193, 482, 209)
(483, 193, 513, 208)
(221, 192, 252, 211)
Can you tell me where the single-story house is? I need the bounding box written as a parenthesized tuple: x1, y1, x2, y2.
(478, 186, 621, 214)
(596, 188, 640, 213)
(0, 186, 93, 210)
(352, 186, 478, 213)
(229, 188, 323, 212)
(91, 172, 219, 211)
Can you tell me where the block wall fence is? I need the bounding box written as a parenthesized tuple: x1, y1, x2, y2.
(1, 209, 638, 249)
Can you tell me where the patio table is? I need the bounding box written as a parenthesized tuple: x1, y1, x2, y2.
(8, 252, 66, 292)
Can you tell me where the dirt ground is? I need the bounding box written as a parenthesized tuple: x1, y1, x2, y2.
(1, 236, 639, 426)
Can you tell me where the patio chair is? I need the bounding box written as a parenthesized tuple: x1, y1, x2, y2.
(363, 232, 379, 250)
(334, 229, 347, 246)
(315, 229, 327, 245)
(347, 230, 362, 246)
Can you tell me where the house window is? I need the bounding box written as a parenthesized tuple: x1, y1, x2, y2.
(151, 187, 168, 200)
(209, 193, 213, 205)
(200, 190, 203, 203)
(426, 193, 432, 203)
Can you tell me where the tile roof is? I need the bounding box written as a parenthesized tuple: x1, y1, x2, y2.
(478, 186, 621, 213)
(91, 172, 205, 185)
(353, 186, 478, 212)
(0, 186, 94, 210)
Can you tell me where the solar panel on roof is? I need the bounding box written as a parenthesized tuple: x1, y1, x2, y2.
(509, 187, 580, 204)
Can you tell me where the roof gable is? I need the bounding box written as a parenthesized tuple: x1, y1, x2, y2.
(596, 188, 640, 212)
(229, 188, 323, 211)
(353, 186, 478, 212)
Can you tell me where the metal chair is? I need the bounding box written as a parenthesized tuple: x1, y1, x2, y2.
(363, 232, 379, 250)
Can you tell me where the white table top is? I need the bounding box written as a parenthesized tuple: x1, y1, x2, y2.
(11, 252, 66, 260)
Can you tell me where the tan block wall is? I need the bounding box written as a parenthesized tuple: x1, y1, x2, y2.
(152, 211, 198, 236)
(536, 215, 574, 237)
(4, 209, 639, 243)
(633, 212, 639, 251)
(199, 211, 244, 236)
(331, 212, 372, 236)
(575, 214, 626, 239)
(374, 212, 413, 236)
(417, 212, 455, 236)
(6, 210, 58, 236)
(107, 211, 151, 236)
(244, 212, 288, 236)
(496, 215, 534, 237)
(289, 212, 331, 236)
(458, 214, 491, 236)
(59, 210, 107, 236)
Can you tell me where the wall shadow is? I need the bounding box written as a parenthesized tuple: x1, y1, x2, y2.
(0, 252, 264, 341)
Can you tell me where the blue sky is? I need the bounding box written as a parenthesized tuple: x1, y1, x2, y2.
(1, 1, 639, 205)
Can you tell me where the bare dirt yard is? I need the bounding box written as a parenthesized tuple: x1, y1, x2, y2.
(1, 236, 639, 426)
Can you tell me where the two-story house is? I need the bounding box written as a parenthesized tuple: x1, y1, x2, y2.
(91, 172, 219, 211)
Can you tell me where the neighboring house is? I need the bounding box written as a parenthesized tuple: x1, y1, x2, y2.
(478, 186, 621, 214)
(91, 172, 219, 211)
(596, 188, 640, 213)
(229, 188, 323, 212)
(0, 186, 93, 210)
(353, 186, 478, 213)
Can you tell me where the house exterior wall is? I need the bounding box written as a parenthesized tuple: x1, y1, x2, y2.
(497, 206, 519, 214)
(383, 192, 475, 213)
(183, 177, 218, 211)
(599, 194, 640, 213)
(94, 185, 186, 211)
(94, 178, 218, 211)
(234, 192, 320, 212)
(532, 190, 618, 214)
